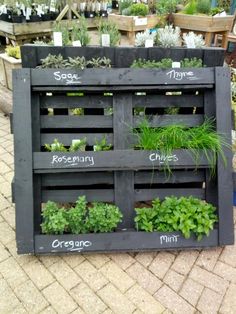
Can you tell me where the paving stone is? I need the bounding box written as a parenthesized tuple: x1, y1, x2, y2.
(108, 253, 136, 270)
(3, 170, 14, 182)
(0, 257, 28, 289)
(149, 252, 176, 279)
(197, 288, 223, 314)
(0, 161, 11, 174)
(0, 241, 10, 262)
(74, 260, 108, 291)
(22, 259, 55, 290)
(63, 255, 86, 268)
(126, 261, 162, 294)
(12, 305, 28, 313)
(171, 251, 199, 275)
(213, 261, 236, 284)
(97, 283, 136, 314)
(14, 280, 48, 313)
(49, 259, 82, 290)
(189, 265, 229, 295)
(0, 278, 21, 313)
(196, 248, 223, 271)
(154, 285, 195, 314)
(1, 206, 15, 229)
(125, 284, 165, 314)
(71, 282, 107, 314)
(85, 254, 110, 269)
(39, 255, 62, 267)
(220, 240, 236, 268)
(71, 308, 86, 314)
(39, 306, 57, 314)
(179, 278, 204, 307)
(219, 283, 236, 313)
(4, 240, 37, 266)
(163, 269, 185, 292)
(100, 260, 135, 293)
(43, 282, 77, 314)
(0, 181, 12, 198)
(102, 309, 114, 314)
(0, 193, 11, 211)
(135, 252, 157, 267)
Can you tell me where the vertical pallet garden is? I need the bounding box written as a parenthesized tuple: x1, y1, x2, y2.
(13, 66, 234, 254)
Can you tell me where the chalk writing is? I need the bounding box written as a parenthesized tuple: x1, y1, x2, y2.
(52, 239, 92, 252)
(149, 153, 178, 164)
(51, 155, 94, 167)
(166, 69, 199, 81)
(160, 234, 180, 245)
(54, 71, 81, 85)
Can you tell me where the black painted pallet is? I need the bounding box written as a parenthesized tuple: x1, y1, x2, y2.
(13, 67, 234, 254)
(20, 46, 225, 68)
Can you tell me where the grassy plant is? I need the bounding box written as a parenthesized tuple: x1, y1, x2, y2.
(98, 20, 121, 46)
(119, 0, 133, 14)
(45, 139, 67, 152)
(69, 138, 87, 152)
(196, 0, 211, 14)
(183, 0, 197, 14)
(53, 22, 71, 45)
(135, 196, 218, 240)
(71, 17, 91, 46)
(134, 118, 230, 176)
(5, 46, 21, 59)
(94, 137, 112, 151)
(129, 3, 149, 16)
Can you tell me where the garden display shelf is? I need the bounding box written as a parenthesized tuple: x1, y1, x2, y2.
(20, 45, 225, 68)
(13, 66, 233, 254)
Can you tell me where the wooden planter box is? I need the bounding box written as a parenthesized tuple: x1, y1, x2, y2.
(13, 67, 233, 254)
(20, 46, 225, 68)
(108, 13, 159, 44)
(173, 13, 234, 32)
(0, 53, 21, 90)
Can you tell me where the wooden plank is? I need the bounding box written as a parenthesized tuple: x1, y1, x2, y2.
(21, 45, 38, 68)
(42, 172, 114, 186)
(41, 115, 113, 129)
(215, 67, 234, 245)
(203, 49, 225, 67)
(114, 47, 147, 67)
(133, 94, 204, 108)
(134, 188, 205, 201)
(31, 68, 215, 87)
(40, 95, 113, 108)
(113, 93, 134, 228)
(34, 229, 218, 254)
(33, 149, 211, 171)
(41, 133, 113, 146)
(134, 115, 204, 127)
(42, 189, 114, 203)
(13, 69, 34, 254)
(134, 170, 205, 184)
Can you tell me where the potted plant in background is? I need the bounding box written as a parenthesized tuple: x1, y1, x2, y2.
(0, 46, 21, 90)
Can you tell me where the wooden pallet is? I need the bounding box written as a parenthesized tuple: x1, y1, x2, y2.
(13, 66, 233, 254)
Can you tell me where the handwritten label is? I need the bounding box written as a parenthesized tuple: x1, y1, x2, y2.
(51, 239, 92, 252)
(51, 155, 94, 167)
(54, 71, 81, 85)
(149, 153, 178, 164)
(160, 234, 180, 245)
(166, 69, 199, 81)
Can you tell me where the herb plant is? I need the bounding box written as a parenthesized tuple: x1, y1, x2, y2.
(5, 46, 21, 59)
(66, 56, 87, 69)
(98, 20, 121, 46)
(180, 57, 204, 67)
(38, 54, 68, 69)
(45, 139, 67, 152)
(94, 137, 112, 151)
(71, 16, 91, 46)
(41, 196, 123, 234)
(196, 0, 211, 14)
(130, 57, 204, 68)
(183, 0, 197, 14)
(129, 3, 149, 16)
(155, 25, 181, 47)
(87, 57, 112, 68)
(135, 196, 218, 240)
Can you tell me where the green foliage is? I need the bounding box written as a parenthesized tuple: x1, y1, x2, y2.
(71, 17, 90, 46)
(156, 0, 179, 15)
(5, 46, 21, 59)
(135, 196, 218, 240)
(210, 7, 224, 15)
(87, 57, 112, 68)
(129, 3, 149, 16)
(119, 0, 133, 14)
(183, 0, 197, 14)
(38, 54, 68, 69)
(94, 137, 112, 151)
(69, 138, 87, 152)
(87, 202, 123, 233)
(66, 56, 87, 69)
(45, 139, 67, 152)
(41, 196, 123, 234)
(53, 22, 71, 45)
(217, 0, 230, 13)
(196, 0, 211, 14)
(131, 57, 204, 69)
(98, 20, 121, 46)
(41, 201, 68, 235)
(134, 118, 229, 176)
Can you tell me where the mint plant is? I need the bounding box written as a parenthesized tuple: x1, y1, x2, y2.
(135, 196, 218, 240)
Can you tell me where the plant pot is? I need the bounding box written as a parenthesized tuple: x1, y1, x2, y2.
(112, 0, 119, 9)
(28, 15, 42, 23)
(0, 13, 12, 22)
(50, 12, 59, 20)
(100, 10, 108, 17)
(84, 11, 95, 18)
(42, 13, 52, 21)
(11, 15, 23, 23)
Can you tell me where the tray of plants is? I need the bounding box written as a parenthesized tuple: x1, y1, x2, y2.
(12, 64, 233, 254)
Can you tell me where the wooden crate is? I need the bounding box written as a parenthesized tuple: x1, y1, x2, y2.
(20, 46, 225, 68)
(0, 53, 21, 90)
(13, 67, 233, 254)
(108, 14, 159, 44)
